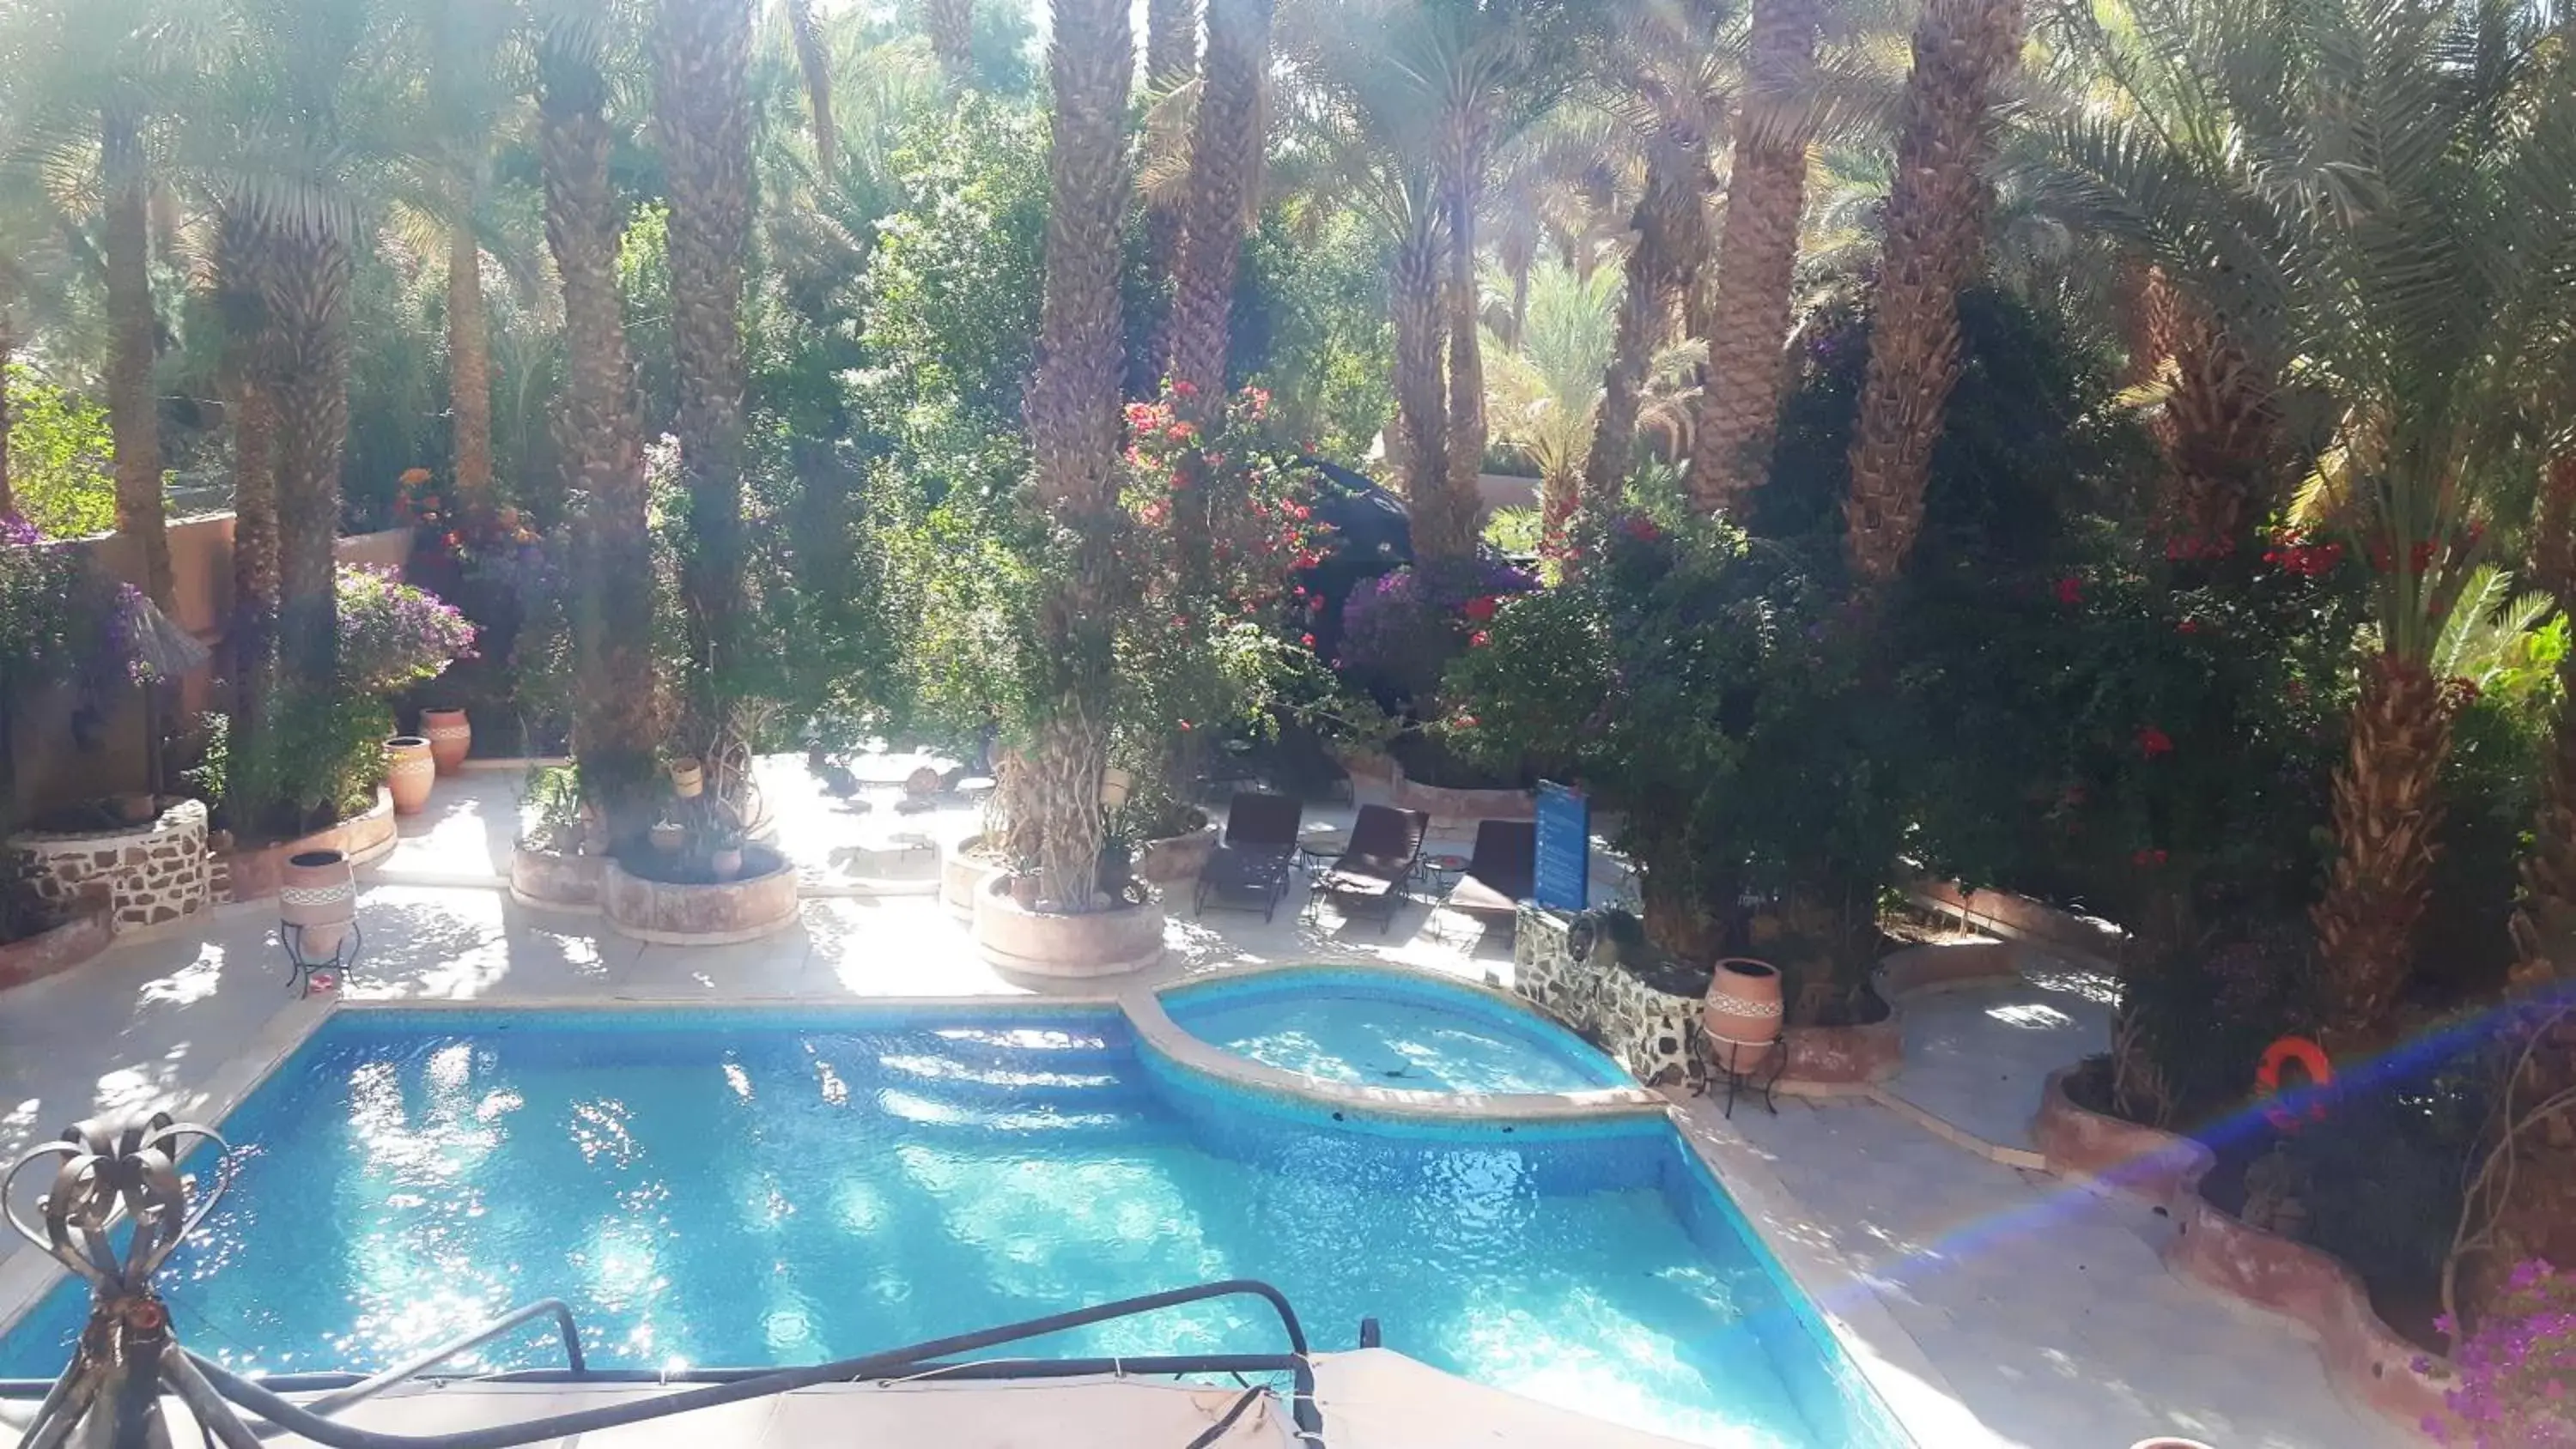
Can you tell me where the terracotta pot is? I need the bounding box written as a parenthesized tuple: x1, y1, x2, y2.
(1702, 957, 1784, 1072)
(1100, 767, 1134, 809)
(384, 737, 436, 815)
(114, 792, 157, 824)
(419, 708, 471, 774)
(649, 822, 686, 854)
(279, 849, 356, 958)
(1010, 873, 1042, 909)
(904, 765, 943, 797)
(710, 847, 744, 882)
(670, 760, 704, 798)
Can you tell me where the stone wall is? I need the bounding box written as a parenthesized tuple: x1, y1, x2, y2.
(9, 798, 211, 936)
(1513, 904, 1701, 1087)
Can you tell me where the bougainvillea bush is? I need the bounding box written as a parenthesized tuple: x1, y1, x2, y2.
(1110, 383, 1323, 832)
(2429, 1260, 2576, 1446)
(0, 514, 149, 696)
(336, 566, 477, 694)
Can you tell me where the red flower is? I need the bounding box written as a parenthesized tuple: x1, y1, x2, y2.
(1165, 422, 1196, 442)
(2055, 576, 2084, 606)
(1308, 596, 1325, 613)
(1455, 714, 1479, 729)
(1470, 630, 1491, 647)
(2130, 847, 2170, 868)
(2177, 618, 2201, 635)
(2136, 725, 2175, 760)
(1620, 515, 1663, 543)
(1461, 596, 1499, 622)
(1300, 633, 1316, 647)
(1172, 379, 1199, 398)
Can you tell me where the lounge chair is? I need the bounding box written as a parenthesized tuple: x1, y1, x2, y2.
(1442, 819, 1536, 926)
(1194, 792, 1305, 921)
(1309, 804, 1430, 934)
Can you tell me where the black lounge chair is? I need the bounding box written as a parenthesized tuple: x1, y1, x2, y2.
(1309, 804, 1430, 934)
(1442, 819, 1536, 925)
(1194, 792, 1305, 921)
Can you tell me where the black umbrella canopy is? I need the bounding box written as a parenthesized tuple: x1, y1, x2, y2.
(1298, 458, 1413, 574)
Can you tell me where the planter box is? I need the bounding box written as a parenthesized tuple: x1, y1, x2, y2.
(2033, 1069, 2451, 1428)
(972, 876, 1165, 979)
(942, 835, 1004, 922)
(1333, 748, 1534, 824)
(0, 912, 112, 991)
(509, 841, 605, 913)
(601, 849, 799, 945)
(1911, 878, 2128, 967)
(221, 790, 397, 903)
(1133, 817, 1218, 885)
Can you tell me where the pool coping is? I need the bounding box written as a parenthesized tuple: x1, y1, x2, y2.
(0, 974, 1969, 1447)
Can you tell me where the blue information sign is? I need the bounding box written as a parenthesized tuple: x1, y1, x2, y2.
(1533, 780, 1589, 912)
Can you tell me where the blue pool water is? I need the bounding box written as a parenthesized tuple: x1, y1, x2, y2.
(1160, 969, 1632, 1094)
(0, 1007, 1904, 1447)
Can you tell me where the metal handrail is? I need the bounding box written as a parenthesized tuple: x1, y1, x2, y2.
(292, 1299, 585, 1422)
(179, 1279, 1326, 1448)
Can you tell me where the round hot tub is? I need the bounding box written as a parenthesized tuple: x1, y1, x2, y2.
(1156, 966, 1634, 1096)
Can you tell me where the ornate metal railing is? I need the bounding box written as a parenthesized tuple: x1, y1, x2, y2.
(4, 1110, 1325, 1449)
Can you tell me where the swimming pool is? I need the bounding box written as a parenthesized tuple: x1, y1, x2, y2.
(1158, 967, 1632, 1094)
(0, 1003, 1905, 1447)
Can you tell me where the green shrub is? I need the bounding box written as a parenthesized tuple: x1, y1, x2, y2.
(3, 366, 116, 539)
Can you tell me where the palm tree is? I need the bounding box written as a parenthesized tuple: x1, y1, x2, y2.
(1839, 0, 2026, 590)
(423, 0, 517, 506)
(926, 0, 975, 82)
(1165, 0, 1273, 403)
(1024, 0, 1134, 904)
(1688, 0, 1822, 515)
(658, 0, 756, 706)
(538, 3, 661, 835)
(1489, 259, 1695, 535)
(1145, 0, 1200, 287)
(2042, 0, 2576, 1055)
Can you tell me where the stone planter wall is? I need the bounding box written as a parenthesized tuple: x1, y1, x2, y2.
(509, 842, 605, 912)
(1333, 749, 1534, 823)
(221, 790, 398, 902)
(1513, 908, 2027, 1090)
(0, 912, 112, 991)
(1134, 818, 1218, 885)
(973, 876, 1165, 979)
(2032, 1070, 2451, 1428)
(601, 850, 800, 944)
(9, 798, 211, 935)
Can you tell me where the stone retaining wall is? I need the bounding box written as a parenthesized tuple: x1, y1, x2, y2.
(0, 912, 112, 991)
(9, 799, 210, 935)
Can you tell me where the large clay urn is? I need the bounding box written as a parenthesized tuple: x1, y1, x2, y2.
(1702, 957, 1784, 1072)
(385, 737, 436, 815)
(420, 708, 471, 774)
(280, 849, 358, 957)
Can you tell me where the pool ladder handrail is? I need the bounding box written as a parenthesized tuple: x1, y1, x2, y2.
(125, 1279, 1327, 1449)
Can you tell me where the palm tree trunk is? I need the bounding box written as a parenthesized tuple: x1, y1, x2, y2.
(2528, 453, 2576, 604)
(2311, 653, 2453, 1057)
(2149, 297, 2274, 553)
(541, 28, 660, 840)
(1839, 0, 2024, 591)
(102, 108, 171, 610)
(1690, 0, 1818, 517)
(1440, 135, 1490, 568)
(1027, 0, 1134, 905)
(1145, 0, 1200, 290)
(0, 314, 14, 521)
(1390, 205, 1459, 558)
(246, 224, 353, 685)
(926, 0, 975, 82)
(225, 355, 278, 813)
(448, 221, 495, 505)
(1165, 0, 1270, 403)
(1588, 137, 1711, 518)
(659, 0, 755, 712)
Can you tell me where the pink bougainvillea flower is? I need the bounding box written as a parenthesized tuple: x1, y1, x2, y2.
(1470, 630, 1490, 647)
(1172, 379, 1198, 397)
(2055, 576, 2083, 606)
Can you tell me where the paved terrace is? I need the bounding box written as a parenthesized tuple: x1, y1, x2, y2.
(0, 760, 2424, 1448)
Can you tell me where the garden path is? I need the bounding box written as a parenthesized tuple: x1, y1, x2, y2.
(0, 759, 2421, 1449)
(1874, 958, 2115, 1160)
